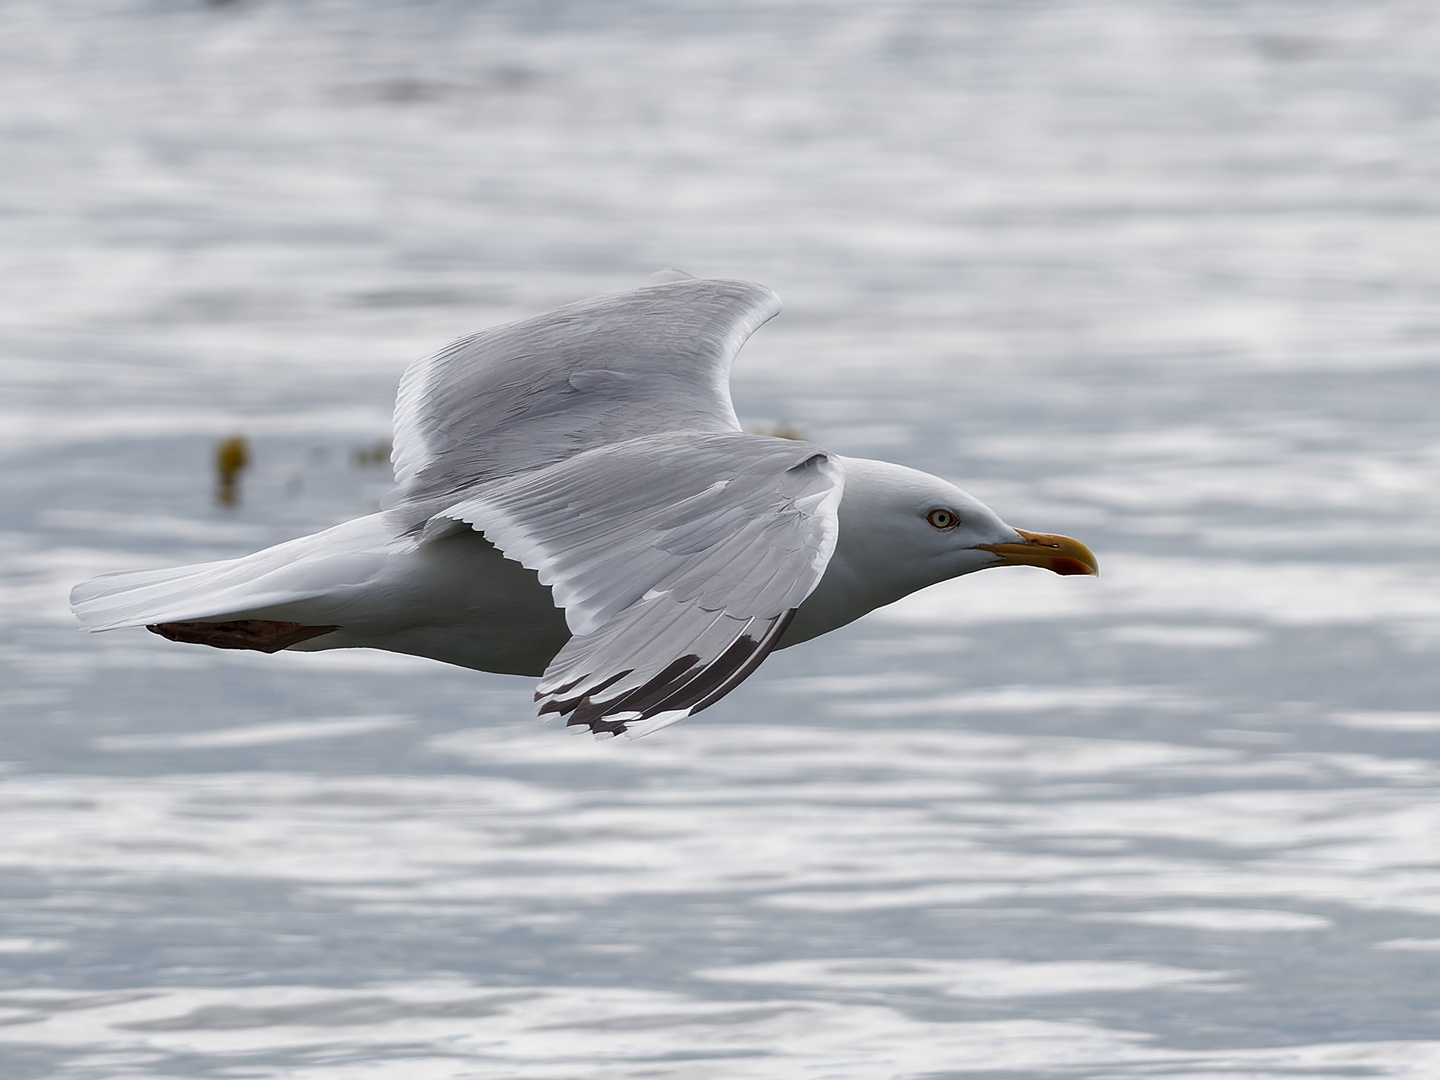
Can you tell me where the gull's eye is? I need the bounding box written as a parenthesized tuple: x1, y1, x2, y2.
(926, 508, 959, 530)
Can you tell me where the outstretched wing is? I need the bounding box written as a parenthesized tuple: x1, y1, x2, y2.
(389, 277, 781, 510)
(432, 432, 844, 736)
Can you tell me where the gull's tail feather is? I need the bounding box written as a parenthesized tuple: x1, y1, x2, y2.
(70, 515, 395, 633)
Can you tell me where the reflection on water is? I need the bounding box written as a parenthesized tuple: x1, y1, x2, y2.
(2, 1, 1439, 1077)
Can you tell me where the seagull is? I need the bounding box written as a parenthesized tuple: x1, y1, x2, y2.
(70, 273, 1097, 737)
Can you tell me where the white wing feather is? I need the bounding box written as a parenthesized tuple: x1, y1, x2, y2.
(389, 277, 781, 517)
(434, 432, 843, 735)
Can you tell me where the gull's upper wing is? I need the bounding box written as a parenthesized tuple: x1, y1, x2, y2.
(389, 277, 781, 511)
(431, 431, 844, 736)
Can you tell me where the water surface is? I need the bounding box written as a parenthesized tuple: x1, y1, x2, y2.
(2, 2, 1439, 1076)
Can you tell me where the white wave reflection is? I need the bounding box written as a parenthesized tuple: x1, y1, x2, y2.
(0, 981, 1436, 1080)
(0, 938, 67, 953)
(1098, 624, 1267, 649)
(702, 956, 1231, 996)
(0, 407, 390, 453)
(96, 715, 409, 751)
(1088, 908, 1333, 932)
(1331, 711, 1440, 732)
(833, 683, 1195, 718)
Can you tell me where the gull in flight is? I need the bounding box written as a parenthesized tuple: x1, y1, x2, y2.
(71, 274, 1097, 737)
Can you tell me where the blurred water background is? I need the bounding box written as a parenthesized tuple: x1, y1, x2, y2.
(3, 1, 1440, 1077)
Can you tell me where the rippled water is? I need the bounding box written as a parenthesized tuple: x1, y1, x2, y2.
(3, 2, 1440, 1077)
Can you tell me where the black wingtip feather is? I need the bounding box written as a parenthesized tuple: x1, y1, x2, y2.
(539, 668, 633, 717)
(544, 610, 797, 736)
(565, 654, 702, 731)
(678, 609, 796, 719)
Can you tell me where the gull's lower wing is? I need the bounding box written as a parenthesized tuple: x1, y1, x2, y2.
(432, 431, 843, 735)
(534, 599, 797, 737)
(389, 278, 781, 514)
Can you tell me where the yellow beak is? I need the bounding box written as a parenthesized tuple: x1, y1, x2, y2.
(976, 529, 1099, 577)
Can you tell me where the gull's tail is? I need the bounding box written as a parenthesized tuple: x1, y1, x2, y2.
(70, 515, 395, 634)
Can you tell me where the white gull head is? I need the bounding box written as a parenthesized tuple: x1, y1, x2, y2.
(784, 456, 1094, 647)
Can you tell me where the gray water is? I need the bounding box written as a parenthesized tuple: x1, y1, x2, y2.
(3, 1, 1440, 1077)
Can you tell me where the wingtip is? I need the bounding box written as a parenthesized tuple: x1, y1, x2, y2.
(621, 708, 692, 738)
(549, 706, 692, 740)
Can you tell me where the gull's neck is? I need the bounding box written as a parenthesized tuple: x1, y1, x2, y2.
(779, 456, 944, 648)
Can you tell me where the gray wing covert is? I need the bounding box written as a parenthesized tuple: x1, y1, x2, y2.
(433, 432, 844, 736)
(389, 278, 781, 510)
